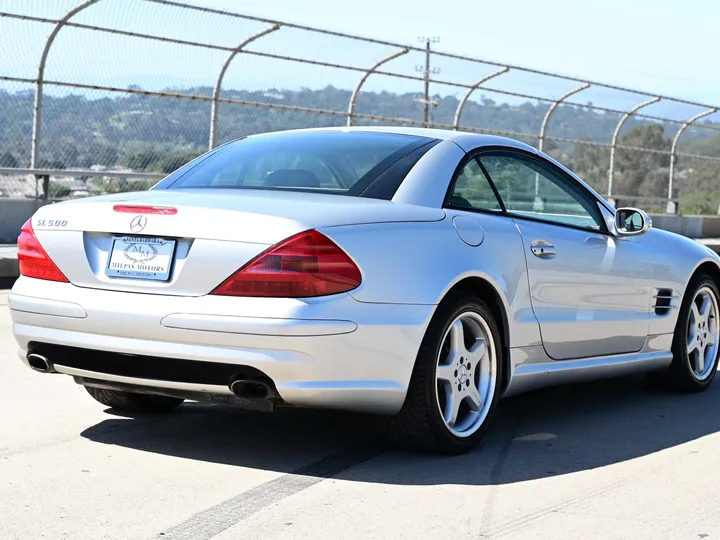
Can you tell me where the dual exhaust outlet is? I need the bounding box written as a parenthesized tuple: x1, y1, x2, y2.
(27, 353, 54, 374)
(26, 351, 273, 401)
(229, 379, 272, 400)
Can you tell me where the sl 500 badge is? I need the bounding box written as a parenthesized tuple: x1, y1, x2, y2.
(35, 219, 68, 227)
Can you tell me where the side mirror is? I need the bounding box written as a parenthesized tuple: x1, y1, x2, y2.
(615, 207, 652, 236)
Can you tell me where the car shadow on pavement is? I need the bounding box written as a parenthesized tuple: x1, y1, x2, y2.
(81, 375, 720, 486)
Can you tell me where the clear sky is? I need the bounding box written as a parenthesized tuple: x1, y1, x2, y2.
(194, 0, 720, 103)
(2, 0, 719, 119)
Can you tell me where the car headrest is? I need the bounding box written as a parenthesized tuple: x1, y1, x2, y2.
(265, 169, 320, 188)
(448, 195, 472, 208)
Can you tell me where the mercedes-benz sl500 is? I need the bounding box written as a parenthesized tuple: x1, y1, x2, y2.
(11, 128, 720, 453)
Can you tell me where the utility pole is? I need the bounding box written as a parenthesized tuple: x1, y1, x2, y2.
(415, 37, 440, 127)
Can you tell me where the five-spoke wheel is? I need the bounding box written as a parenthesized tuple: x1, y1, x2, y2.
(435, 312, 496, 438)
(651, 274, 720, 392)
(387, 292, 502, 454)
(686, 286, 719, 381)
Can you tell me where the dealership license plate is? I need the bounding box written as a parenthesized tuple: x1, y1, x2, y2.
(106, 236, 176, 281)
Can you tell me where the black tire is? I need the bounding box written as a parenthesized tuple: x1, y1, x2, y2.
(85, 386, 184, 413)
(649, 274, 720, 392)
(385, 291, 504, 454)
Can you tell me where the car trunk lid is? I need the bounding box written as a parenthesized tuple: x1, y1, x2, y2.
(30, 189, 444, 296)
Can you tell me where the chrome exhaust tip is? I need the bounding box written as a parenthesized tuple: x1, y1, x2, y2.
(230, 379, 271, 400)
(27, 353, 54, 374)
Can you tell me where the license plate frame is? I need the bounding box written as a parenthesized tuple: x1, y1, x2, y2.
(105, 236, 177, 281)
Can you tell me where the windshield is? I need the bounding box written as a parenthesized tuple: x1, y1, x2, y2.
(164, 131, 434, 197)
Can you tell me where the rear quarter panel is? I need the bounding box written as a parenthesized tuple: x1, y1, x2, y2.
(319, 210, 542, 348)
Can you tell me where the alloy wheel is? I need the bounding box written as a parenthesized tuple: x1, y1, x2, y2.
(435, 311, 497, 438)
(687, 286, 719, 381)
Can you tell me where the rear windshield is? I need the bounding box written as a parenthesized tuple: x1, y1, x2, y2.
(163, 131, 434, 197)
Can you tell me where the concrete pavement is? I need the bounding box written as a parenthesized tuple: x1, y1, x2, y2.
(2, 290, 720, 539)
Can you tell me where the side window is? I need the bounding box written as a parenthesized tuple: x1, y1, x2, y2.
(448, 158, 502, 212)
(478, 153, 603, 231)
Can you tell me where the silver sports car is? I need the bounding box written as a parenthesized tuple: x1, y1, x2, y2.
(10, 127, 720, 453)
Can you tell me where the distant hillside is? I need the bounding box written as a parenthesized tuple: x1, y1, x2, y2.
(1, 85, 720, 210)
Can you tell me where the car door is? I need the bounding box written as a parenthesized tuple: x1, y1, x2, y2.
(463, 150, 652, 361)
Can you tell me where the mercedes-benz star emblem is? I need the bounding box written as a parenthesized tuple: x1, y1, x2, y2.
(129, 215, 147, 233)
(458, 364, 469, 384)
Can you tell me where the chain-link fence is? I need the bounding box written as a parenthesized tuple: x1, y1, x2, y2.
(2, 0, 720, 214)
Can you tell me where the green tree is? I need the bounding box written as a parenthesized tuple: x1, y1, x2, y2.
(565, 143, 610, 193)
(49, 183, 71, 198)
(127, 148, 163, 171)
(568, 124, 671, 198)
(682, 131, 720, 159)
(93, 177, 156, 194)
(615, 124, 670, 197)
(86, 142, 119, 167)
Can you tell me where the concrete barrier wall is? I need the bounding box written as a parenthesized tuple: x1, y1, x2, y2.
(649, 214, 720, 239)
(0, 199, 48, 244)
(699, 216, 720, 238)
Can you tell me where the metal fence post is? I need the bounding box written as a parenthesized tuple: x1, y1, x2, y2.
(41, 175, 50, 201)
(31, 0, 100, 172)
(421, 39, 430, 127)
(208, 24, 280, 150)
(538, 83, 590, 152)
(452, 67, 509, 130)
(347, 48, 408, 127)
(607, 96, 661, 202)
(667, 107, 717, 214)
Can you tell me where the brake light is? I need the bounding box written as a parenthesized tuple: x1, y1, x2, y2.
(211, 230, 361, 298)
(17, 219, 68, 282)
(113, 205, 177, 215)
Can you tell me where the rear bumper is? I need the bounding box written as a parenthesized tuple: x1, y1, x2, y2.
(10, 277, 435, 414)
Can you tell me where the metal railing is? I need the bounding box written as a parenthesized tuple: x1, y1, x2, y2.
(1, 0, 720, 213)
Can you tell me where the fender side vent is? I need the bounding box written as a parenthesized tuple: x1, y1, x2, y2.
(653, 288, 677, 316)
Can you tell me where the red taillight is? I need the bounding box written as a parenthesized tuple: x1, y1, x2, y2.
(17, 219, 68, 282)
(113, 205, 177, 215)
(211, 230, 361, 298)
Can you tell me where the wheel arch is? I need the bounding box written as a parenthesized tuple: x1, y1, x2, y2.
(690, 259, 720, 289)
(673, 259, 720, 335)
(438, 276, 511, 395)
(649, 257, 720, 392)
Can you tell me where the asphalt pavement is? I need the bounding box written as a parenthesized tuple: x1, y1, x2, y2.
(2, 288, 720, 539)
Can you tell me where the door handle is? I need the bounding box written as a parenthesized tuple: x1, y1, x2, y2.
(530, 240, 556, 259)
